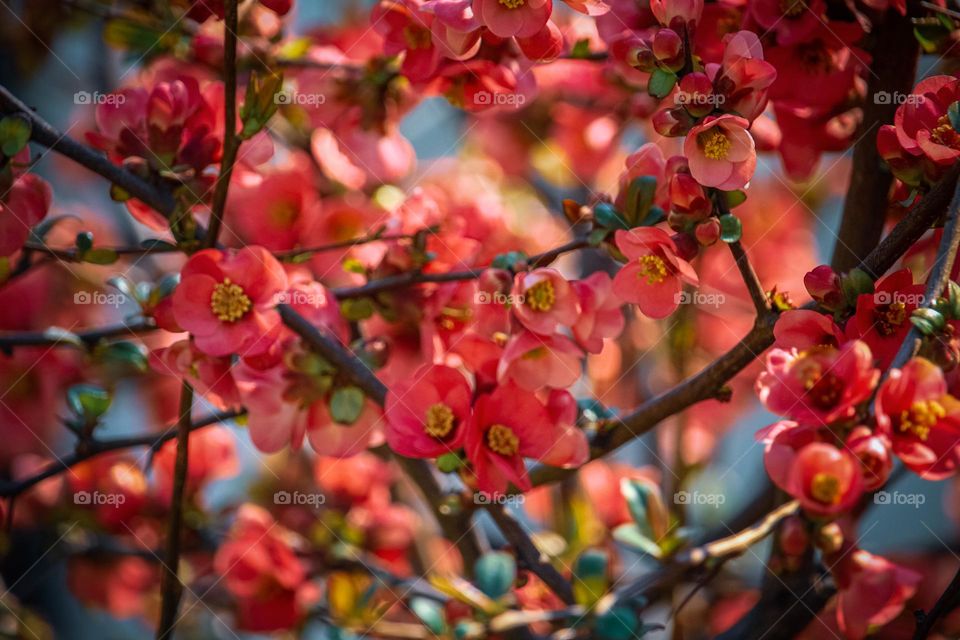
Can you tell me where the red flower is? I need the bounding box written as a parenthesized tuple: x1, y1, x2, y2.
(876, 357, 960, 480)
(497, 330, 583, 391)
(385, 364, 472, 458)
(756, 341, 879, 425)
(833, 550, 921, 640)
(772, 310, 843, 351)
(612, 227, 699, 319)
(846, 268, 924, 369)
(0, 173, 51, 257)
(683, 114, 757, 190)
(748, 0, 826, 45)
(892, 74, 960, 166)
(373, 0, 442, 81)
(572, 272, 626, 353)
(473, 0, 551, 38)
(844, 426, 893, 491)
(779, 439, 864, 516)
(512, 268, 579, 335)
(465, 382, 556, 495)
(172, 246, 288, 357)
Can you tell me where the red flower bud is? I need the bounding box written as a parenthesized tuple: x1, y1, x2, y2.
(694, 218, 721, 246)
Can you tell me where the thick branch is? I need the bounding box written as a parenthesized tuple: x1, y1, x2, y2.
(914, 563, 960, 639)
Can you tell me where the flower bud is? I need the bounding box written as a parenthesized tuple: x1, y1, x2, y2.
(694, 218, 721, 246)
(814, 522, 844, 554)
(779, 515, 809, 557)
(652, 29, 684, 71)
(671, 232, 699, 262)
(652, 106, 693, 138)
(625, 41, 657, 72)
(677, 72, 716, 118)
(845, 426, 892, 491)
(804, 265, 842, 310)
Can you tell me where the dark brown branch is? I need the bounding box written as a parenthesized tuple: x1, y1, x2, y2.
(155, 381, 193, 640)
(830, 6, 920, 273)
(203, 0, 239, 249)
(729, 239, 770, 317)
(0, 320, 157, 351)
(913, 562, 960, 639)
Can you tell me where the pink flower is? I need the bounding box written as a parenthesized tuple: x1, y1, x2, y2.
(875, 357, 960, 480)
(615, 143, 668, 212)
(846, 269, 924, 369)
(472, 0, 551, 38)
(748, 0, 825, 46)
(385, 364, 472, 458)
(537, 390, 589, 468)
(783, 441, 864, 516)
(683, 114, 757, 190)
(497, 330, 583, 391)
(772, 309, 843, 351)
(803, 264, 843, 309)
(833, 550, 921, 640)
(892, 75, 960, 166)
(756, 341, 879, 425)
(214, 504, 308, 632)
(373, 0, 442, 81)
(423, 0, 482, 60)
(650, 0, 702, 29)
(572, 272, 625, 353)
(172, 246, 288, 357)
(149, 339, 240, 409)
(512, 268, 579, 335)
(0, 173, 51, 257)
(711, 31, 777, 122)
(844, 426, 893, 491)
(612, 227, 699, 319)
(465, 382, 555, 495)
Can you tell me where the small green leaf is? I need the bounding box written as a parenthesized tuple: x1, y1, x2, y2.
(620, 479, 655, 534)
(572, 549, 608, 607)
(342, 257, 366, 273)
(340, 298, 375, 321)
(718, 214, 742, 243)
(436, 452, 464, 473)
(329, 386, 365, 425)
(595, 605, 639, 640)
(0, 115, 31, 157)
(723, 190, 747, 208)
(594, 202, 629, 230)
(911, 307, 946, 335)
(570, 38, 593, 59)
(97, 341, 148, 372)
(67, 384, 111, 421)
(491, 251, 528, 271)
(81, 248, 119, 265)
(612, 523, 663, 559)
(474, 552, 516, 600)
(647, 68, 677, 99)
(588, 228, 611, 246)
(140, 238, 178, 252)
(840, 268, 874, 307)
(109, 183, 131, 202)
(949, 101, 960, 133)
(638, 205, 666, 227)
(409, 597, 445, 634)
(624, 176, 658, 225)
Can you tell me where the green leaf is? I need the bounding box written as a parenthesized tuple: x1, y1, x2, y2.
(620, 478, 655, 534)
(718, 214, 742, 243)
(409, 597, 445, 634)
(588, 228, 611, 246)
(624, 176, 658, 225)
(595, 605, 639, 640)
(491, 251, 528, 271)
(612, 523, 663, 559)
(594, 202, 629, 230)
(570, 38, 593, 59)
(572, 549, 609, 607)
(840, 268, 874, 307)
(638, 205, 666, 227)
(81, 248, 119, 265)
(911, 307, 946, 335)
(723, 190, 747, 209)
(329, 386, 365, 425)
(647, 68, 677, 99)
(0, 115, 31, 157)
(67, 384, 111, 421)
(340, 298, 375, 321)
(342, 257, 366, 273)
(97, 341, 148, 372)
(140, 238, 178, 252)
(436, 452, 464, 473)
(474, 552, 516, 600)
(949, 102, 960, 134)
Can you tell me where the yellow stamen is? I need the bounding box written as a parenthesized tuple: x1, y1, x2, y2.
(874, 302, 906, 337)
(899, 399, 946, 441)
(637, 254, 668, 285)
(811, 473, 841, 504)
(210, 278, 252, 322)
(699, 130, 731, 161)
(499, 0, 525, 8)
(525, 280, 556, 312)
(486, 424, 519, 456)
(424, 403, 455, 439)
(403, 25, 432, 50)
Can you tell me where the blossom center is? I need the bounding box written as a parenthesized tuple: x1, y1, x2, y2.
(798, 362, 843, 410)
(931, 114, 960, 149)
(899, 399, 945, 441)
(498, 0, 525, 8)
(525, 280, 556, 312)
(637, 254, 668, 285)
(699, 130, 731, 161)
(403, 25, 432, 50)
(810, 472, 841, 504)
(779, 0, 806, 17)
(210, 278, 252, 322)
(424, 402, 456, 438)
(874, 301, 906, 336)
(486, 424, 519, 456)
